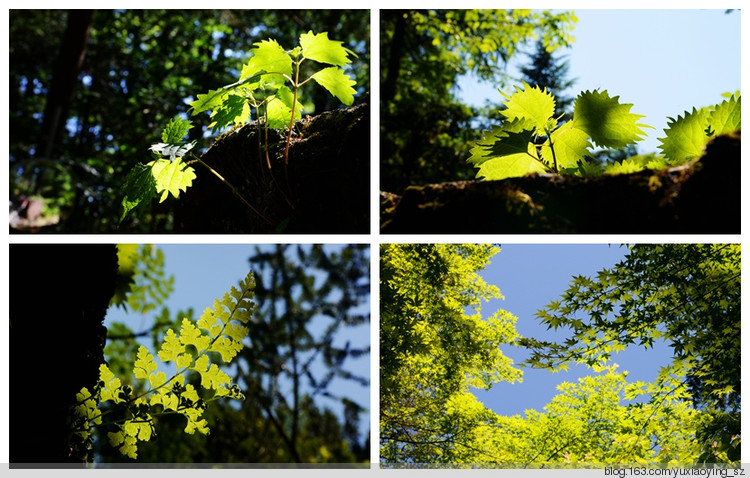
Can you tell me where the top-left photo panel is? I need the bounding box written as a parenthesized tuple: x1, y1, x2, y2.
(9, 10, 370, 234)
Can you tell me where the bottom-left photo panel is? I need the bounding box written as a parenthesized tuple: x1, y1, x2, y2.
(9, 243, 371, 468)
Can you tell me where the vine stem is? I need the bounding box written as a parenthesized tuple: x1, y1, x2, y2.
(188, 153, 273, 225)
(545, 129, 559, 173)
(283, 59, 302, 194)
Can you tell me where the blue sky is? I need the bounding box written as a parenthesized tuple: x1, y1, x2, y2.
(470, 244, 674, 417)
(457, 9, 741, 153)
(105, 244, 371, 443)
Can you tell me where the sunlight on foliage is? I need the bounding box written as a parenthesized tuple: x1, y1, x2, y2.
(70, 270, 256, 462)
(120, 30, 358, 225)
(469, 85, 740, 180)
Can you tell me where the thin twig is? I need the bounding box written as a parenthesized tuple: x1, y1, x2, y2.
(189, 154, 273, 225)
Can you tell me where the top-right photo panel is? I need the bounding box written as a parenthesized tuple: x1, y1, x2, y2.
(380, 10, 740, 234)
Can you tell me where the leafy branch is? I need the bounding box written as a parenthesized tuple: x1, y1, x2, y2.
(468, 83, 740, 180)
(69, 270, 256, 462)
(119, 31, 358, 225)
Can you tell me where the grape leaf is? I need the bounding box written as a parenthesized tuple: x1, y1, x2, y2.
(208, 94, 250, 133)
(240, 39, 292, 84)
(476, 143, 547, 180)
(161, 116, 192, 143)
(484, 129, 536, 161)
(189, 88, 229, 115)
(573, 90, 650, 149)
(310, 67, 357, 106)
(120, 163, 156, 223)
(266, 85, 302, 129)
(149, 158, 197, 202)
(604, 154, 666, 175)
(657, 107, 711, 164)
(501, 83, 556, 132)
(300, 31, 354, 66)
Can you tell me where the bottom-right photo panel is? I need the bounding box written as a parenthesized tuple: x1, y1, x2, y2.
(380, 243, 740, 468)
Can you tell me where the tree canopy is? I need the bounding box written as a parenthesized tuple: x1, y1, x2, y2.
(380, 243, 740, 466)
(521, 244, 741, 462)
(380, 244, 521, 463)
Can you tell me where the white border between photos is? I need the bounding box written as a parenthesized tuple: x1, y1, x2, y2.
(2, 0, 748, 475)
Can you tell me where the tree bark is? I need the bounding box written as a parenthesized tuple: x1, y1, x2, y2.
(174, 102, 369, 233)
(10, 244, 117, 466)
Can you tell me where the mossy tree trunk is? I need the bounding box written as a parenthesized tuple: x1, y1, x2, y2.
(174, 102, 370, 233)
(381, 132, 740, 234)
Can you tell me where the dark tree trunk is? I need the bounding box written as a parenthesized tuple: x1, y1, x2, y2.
(37, 9, 94, 160)
(174, 102, 369, 233)
(380, 11, 407, 106)
(10, 244, 117, 466)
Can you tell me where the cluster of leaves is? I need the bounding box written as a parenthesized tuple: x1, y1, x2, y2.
(468, 84, 741, 180)
(120, 31, 357, 223)
(190, 30, 356, 133)
(70, 270, 256, 461)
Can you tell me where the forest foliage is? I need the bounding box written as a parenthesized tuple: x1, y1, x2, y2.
(380, 244, 740, 466)
(9, 10, 369, 232)
(120, 30, 359, 224)
(467, 85, 740, 180)
(80, 244, 370, 464)
(380, 9, 577, 192)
